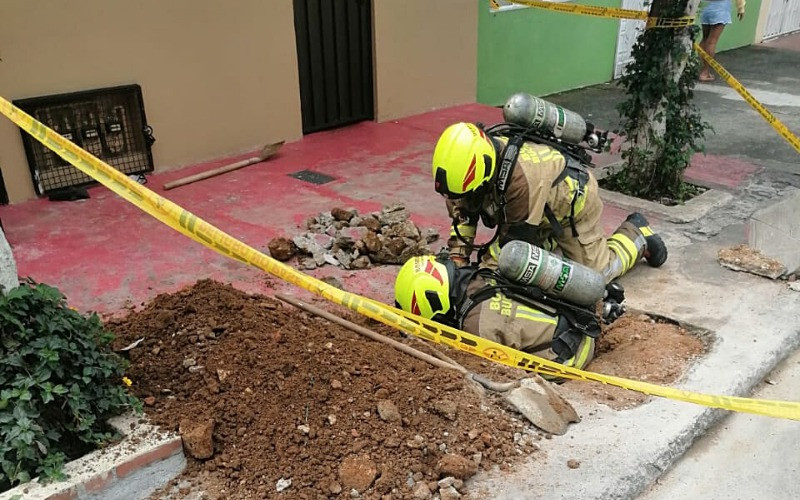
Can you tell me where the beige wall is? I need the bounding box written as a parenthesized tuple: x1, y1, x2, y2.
(373, 0, 477, 122)
(0, 0, 302, 203)
(0, 0, 478, 203)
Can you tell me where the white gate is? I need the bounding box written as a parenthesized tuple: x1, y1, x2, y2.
(764, 0, 800, 40)
(613, 0, 648, 79)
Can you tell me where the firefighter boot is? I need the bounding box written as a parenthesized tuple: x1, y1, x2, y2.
(625, 212, 667, 267)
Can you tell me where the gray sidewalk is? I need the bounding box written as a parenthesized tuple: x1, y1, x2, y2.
(471, 33, 800, 499)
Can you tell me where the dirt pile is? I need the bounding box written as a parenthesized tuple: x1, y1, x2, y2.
(108, 281, 541, 499)
(267, 204, 440, 270)
(563, 313, 707, 409)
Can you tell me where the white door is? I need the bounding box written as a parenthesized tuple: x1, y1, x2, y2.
(613, 0, 648, 79)
(784, 0, 800, 34)
(764, 0, 800, 40)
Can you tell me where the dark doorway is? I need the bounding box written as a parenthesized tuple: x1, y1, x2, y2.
(293, 0, 374, 134)
(0, 168, 8, 205)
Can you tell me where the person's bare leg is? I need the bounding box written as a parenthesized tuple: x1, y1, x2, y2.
(700, 24, 725, 81)
(699, 24, 714, 81)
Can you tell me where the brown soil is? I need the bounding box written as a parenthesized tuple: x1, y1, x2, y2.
(108, 281, 540, 500)
(563, 313, 706, 409)
(718, 244, 786, 279)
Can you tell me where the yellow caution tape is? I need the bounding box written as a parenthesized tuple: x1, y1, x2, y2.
(491, 0, 695, 29)
(1, 96, 799, 421)
(694, 43, 800, 155)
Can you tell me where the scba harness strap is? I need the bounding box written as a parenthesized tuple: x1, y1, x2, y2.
(452, 122, 591, 260)
(446, 265, 600, 363)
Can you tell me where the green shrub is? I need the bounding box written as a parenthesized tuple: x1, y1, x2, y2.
(0, 281, 140, 490)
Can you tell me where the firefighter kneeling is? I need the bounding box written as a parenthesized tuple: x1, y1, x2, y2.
(394, 250, 626, 373)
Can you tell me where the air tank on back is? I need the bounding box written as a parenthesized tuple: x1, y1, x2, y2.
(503, 92, 589, 146)
(498, 240, 605, 307)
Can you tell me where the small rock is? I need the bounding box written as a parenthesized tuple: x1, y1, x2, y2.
(329, 482, 343, 495)
(384, 437, 401, 448)
(438, 477, 456, 489)
(292, 235, 323, 256)
(143, 396, 156, 407)
(297, 424, 311, 435)
(327, 414, 338, 425)
(182, 357, 197, 368)
(151, 346, 161, 355)
(406, 435, 425, 449)
(267, 238, 296, 261)
(471, 452, 483, 466)
(439, 485, 461, 500)
(311, 233, 334, 250)
(431, 400, 458, 421)
(298, 256, 318, 270)
(217, 369, 231, 383)
(332, 207, 357, 222)
(335, 248, 353, 268)
(377, 400, 402, 423)
(362, 231, 382, 254)
(437, 454, 478, 479)
(331, 379, 343, 390)
(379, 204, 409, 225)
(188, 365, 204, 373)
(411, 481, 432, 499)
(788, 274, 797, 282)
(359, 216, 381, 232)
(350, 255, 370, 269)
(323, 253, 340, 266)
(339, 456, 379, 493)
(179, 419, 215, 460)
(385, 237, 407, 257)
(567, 459, 581, 469)
(312, 251, 327, 266)
(276, 477, 292, 492)
(453, 479, 464, 493)
(350, 489, 360, 498)
(349, 216, 363, 227)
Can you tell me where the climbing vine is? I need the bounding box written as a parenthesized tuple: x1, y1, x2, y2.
(605, 0, 711, 202)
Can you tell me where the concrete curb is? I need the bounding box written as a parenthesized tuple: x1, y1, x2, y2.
(592, 160, 735, 224)
(599, 188, 734, 224)
(0, 414, 185, 500)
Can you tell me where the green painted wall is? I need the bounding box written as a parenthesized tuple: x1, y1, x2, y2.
(698, 0, 762, 51)
(477, 0, 763, 105)
(477, 0, 623, 105)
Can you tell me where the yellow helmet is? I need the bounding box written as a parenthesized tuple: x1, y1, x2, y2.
(394, 256, 452, 321)
(432, 123, 497, 197)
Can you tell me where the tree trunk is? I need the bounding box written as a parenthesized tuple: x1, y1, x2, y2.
(633, 0, 701, 152)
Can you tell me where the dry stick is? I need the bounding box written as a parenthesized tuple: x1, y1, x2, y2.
(163, 141, 285, 190)
(274, 293, 517, 393)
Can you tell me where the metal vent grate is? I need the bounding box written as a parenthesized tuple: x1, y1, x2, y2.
(289, 169, 336, 185)
(14, 84, 155, 195)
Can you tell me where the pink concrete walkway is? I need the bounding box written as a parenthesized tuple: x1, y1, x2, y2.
(0, 104, 755, 313)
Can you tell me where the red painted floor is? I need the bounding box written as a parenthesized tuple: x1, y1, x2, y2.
(1, 103, 749, 314)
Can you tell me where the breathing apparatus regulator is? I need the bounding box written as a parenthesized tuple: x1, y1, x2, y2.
(448, 93, 610, 259)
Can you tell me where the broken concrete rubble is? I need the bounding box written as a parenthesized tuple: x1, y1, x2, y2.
(268, 205, 441, 270)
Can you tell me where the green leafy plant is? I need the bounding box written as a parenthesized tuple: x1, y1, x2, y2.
(610, 0, 711, 202)
(0, 281, 139, 490)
